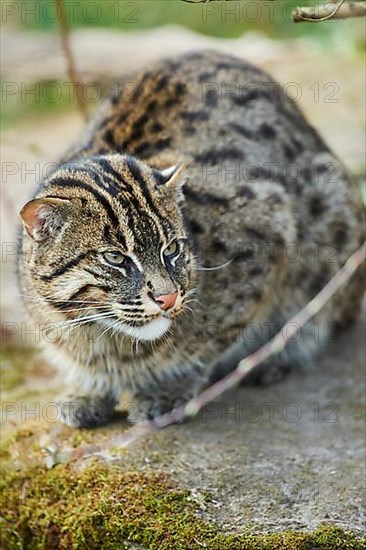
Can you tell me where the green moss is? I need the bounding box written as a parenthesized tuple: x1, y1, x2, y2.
(0, 464, 364, 550)
(1, 346, 31, 392)
(0, 345, 50, 393)
(0, 428, 35, 459)
(0, 79, 79, 131)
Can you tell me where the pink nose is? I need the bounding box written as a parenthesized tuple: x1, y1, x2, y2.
(154, 291, 178, 311)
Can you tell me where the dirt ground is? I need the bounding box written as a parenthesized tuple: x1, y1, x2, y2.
(1, 27, 365, 545)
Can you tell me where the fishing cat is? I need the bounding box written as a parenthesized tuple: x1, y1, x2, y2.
(18, 51, 364, 427)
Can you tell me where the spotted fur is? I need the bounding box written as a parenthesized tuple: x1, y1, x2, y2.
(18, 51, 364, 427)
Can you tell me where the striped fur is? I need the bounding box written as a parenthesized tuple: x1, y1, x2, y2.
(18, 51, 364, 426)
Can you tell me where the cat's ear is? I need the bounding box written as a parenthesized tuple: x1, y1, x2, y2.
(20, 197, 72, 242)
(155, 164, 188, 191)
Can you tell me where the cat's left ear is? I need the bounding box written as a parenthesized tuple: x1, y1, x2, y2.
(154, 164, 188, 193)
(20, 197, 72, 242)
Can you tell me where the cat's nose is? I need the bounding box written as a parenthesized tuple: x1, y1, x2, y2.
(153, 291, 178, 311)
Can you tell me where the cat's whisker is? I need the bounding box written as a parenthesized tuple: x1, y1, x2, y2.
(97, 319, 121, 340)
(17, 293, 109, 307)
(66, 318, 115, 331)
(161, 327, 175, 352)
(17, 299, 111, 315)
(63, 312, 113, 323)
(110, 326, 119, 340)
(183, 305, 195, 316)
(185, 297, 202, 307)
(54, 307, 111, 315)
(135, 338, 140, 355)
(111, 322, 124, 341)
(52, 312, 113, 329)
(130, 339, 136, 357)
(185, 288, 199, 299)
(183, 301, 203, 318)
(18, 291, 104, 304)
(196, 259, 233, 272)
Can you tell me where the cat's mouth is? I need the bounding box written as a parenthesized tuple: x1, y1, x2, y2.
(99, 296, 187, 341)
(123, 317, 172, 341)
(99, 315, 172, 342)
(90, 291, 190, 342)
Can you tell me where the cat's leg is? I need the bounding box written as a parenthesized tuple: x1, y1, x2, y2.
(209, 325, 292, 386)
(57, 371, 121, 428)
(210, 336, 297, 387)
(58, 394, 117, 428)
(211, 308, 334, 386)
(243, 315, 334, 385)
(129, 362, 208, 422)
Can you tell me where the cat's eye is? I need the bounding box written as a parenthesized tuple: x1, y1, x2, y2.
(163, 240, 180, 260)
(103, 251, 126, 267)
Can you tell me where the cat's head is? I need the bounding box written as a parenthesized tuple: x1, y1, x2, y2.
(20, 154, 196, 341)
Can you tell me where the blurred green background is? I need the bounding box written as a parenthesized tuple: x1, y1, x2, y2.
(2, 0, 365, 129)
(8, 0, 363, 40)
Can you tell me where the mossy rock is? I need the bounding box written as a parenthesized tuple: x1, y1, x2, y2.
(1, 339, 365, 548)
(1, 463, 365, 550)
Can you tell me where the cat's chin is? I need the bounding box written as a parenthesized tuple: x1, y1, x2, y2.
(113, 317, 172, 342)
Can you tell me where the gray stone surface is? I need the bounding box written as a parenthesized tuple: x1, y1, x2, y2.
(112, 308, 365, 534)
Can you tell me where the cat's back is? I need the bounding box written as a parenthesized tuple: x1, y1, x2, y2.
(71, 50, 328, 172)
(67, 50, 363, 271)
(76, 52, 361, 224)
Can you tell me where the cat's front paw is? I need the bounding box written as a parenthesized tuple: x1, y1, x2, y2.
(129, 375, 206, 423)
(57, 395, 116, 428)
(128, 394, 193, 423)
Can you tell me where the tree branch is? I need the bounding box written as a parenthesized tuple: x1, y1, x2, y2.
(181, 0, 232, 3)
(55, 0, 89, 120)
(47, 242, 366, 465)
(180, 0, 366, 20)
(294, 0, 366, 22)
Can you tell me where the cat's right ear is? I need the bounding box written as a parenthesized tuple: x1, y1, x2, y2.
(153, 164, 188, 192)
(158, 164, 187, 190)
(20, 197, 72, 242)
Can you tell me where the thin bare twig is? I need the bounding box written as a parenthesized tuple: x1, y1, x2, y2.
(181, 0, 235, 3)
(294, 0, 366, 22)
(49, 242, 365, 465)
(55, 0, 88, 120)
(181, 0, 366, 20)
